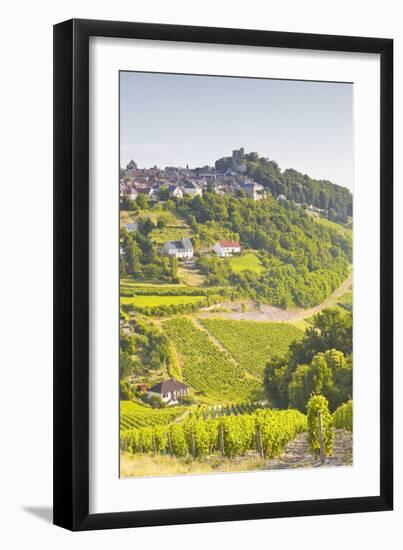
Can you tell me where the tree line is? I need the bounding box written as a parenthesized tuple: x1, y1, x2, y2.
(180, 193, 352, 308)
(215, 151, 352, 223)
(264, 308, 352, 412)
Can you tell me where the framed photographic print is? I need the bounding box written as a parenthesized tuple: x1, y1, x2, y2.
(53, 19, 393, 530)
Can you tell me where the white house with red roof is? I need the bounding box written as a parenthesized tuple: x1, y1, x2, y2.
(213, 240, 241, 257)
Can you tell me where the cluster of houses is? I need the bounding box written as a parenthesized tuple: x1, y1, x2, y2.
(120, 148, 265, 205)
(158, 238, 241, 260)
(122, 214, 242, 262)
(121, 222, 242, 263)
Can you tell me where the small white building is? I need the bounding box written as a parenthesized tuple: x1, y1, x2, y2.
(168, 185, 183, 199)
(121, 189, 138, 201)
(147, 378, 189, 405)
(162, 238, 193, 259)
(125, 222, 138, 233)
(214, 240, 241, 257)
(241, 182, 264, 201)
(182, 181, 203, 198)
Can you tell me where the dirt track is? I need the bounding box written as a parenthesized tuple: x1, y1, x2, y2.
(198, 272, 352, 323)
(265, 429, 353, 470)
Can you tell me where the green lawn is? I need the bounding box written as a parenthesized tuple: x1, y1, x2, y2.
(121, 279, 189, 291)
(120, 295, 206, 307)
(227, 253, 264, 274)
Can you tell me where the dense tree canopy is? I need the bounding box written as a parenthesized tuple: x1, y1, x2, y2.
(215, 152, 352, 223)
(120, 189, 352, 309)
(120, 222, 173, 282)
(120, 317, 177, 379)
(178, 193, 352, 308)
(264, 308, 352, 411)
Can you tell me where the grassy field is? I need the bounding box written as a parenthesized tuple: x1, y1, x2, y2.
(227, 252, 264, 274)
(163, 317, 260, 402)
(121, 271, 206, 290)
(150, 226, 192, 245)
(178, 265, 206, 286)
(120, 279, 187, 290)
(120, 295, 206, 307)
(120, 451, 266, 477)
(200, 319, 303, 377)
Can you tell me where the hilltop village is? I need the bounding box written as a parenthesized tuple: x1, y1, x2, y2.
(121, 147, 266, 204)
(120, 145, 352, 224)
(120, 148, 271, 265)
(119, 148, 350, 267)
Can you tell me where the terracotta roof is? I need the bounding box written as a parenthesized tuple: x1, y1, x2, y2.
(219, 240, 240, 248)
(148, 378, 188, 394)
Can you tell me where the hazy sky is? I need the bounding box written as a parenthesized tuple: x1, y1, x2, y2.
(120, 71, 353, 191)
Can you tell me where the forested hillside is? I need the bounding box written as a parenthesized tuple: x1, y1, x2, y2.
(215, 151, 352, 223)
(179, 193, 352, 308)
(264, 308, 352, 412)
(120, 191, 352, 309)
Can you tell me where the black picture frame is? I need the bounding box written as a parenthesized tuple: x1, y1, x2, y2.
(53, 18, 393, 531)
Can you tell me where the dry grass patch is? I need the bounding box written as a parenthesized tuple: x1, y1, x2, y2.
(120, 452, 266, 478)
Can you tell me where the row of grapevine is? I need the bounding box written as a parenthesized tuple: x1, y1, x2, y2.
(200, 319, 303, 377)
(188, 402, 261, 421)
(162, 317, 260, 401)
(333, 400, 353, 431)
(307, 394, 334, 457)
(120, 408, 307, 459)
(120, 406, 185, 432)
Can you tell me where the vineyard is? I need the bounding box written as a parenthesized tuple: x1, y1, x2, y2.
(188, 402, 260, 420)
(200, 319, 303, 377)
(120, 408, 307, 459)
(162, 317, 260, 402)
(333, 400, 353, 431)
(120, 401, 186, 432)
